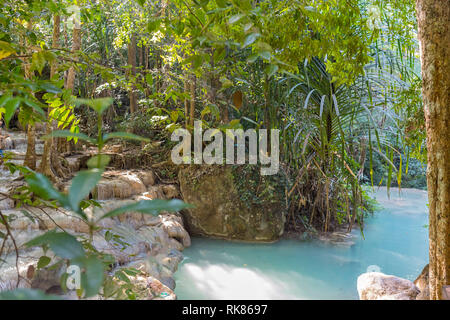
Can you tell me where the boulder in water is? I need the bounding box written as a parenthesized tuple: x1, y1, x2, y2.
(357, 272, 420, 300)
(178, 165, 286, 242)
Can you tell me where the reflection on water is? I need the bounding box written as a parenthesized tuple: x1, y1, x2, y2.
(181, 264, 300, 299)
(174, 187, 429, 300)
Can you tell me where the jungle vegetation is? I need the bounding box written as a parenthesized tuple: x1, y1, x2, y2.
(0, 0, 447, 299)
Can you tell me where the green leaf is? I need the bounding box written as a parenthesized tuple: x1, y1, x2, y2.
(72, 255, 105, 298)
(26, 231, 85, 260)
(104, 230, 112, 242)
(37, 256, 51, 269)
(215, 0, 228, 8)
(31, 51, 46, 75)
(102, 277, 119, 298)
(246, 53, 259, 63)
(259, 51, 271, 61)
(103, 132, 150, 143)
(243, 33, 260, 48)
(21, 98, 45, 116)
(25, 172, 69, 206)
(145, 74, 153, 86)
(75, 98, 113, 115)
(101, 199, 192, 220)
(229, 14, 245, 24)
(265, 64, 278, 78)
(43, 130, 96, 144)
(0, 92, 11, 108)
(122, 268, 140, 276)
(38, 81, 62, 94)
(3, 97, 20, 127)
(68, 169, 103, 211)
(148, 18, 161, 33)
(0, 40, 16, 60)
(304, 89, 316, 109)
(0, 289, 62, 300)
(115, 269, 130, 283)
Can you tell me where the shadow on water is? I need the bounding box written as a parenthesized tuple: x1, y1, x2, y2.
(174, 187, 429, 300)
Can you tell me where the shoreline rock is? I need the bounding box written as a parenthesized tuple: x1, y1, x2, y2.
(178, 164, 286, 242)
(357, 272, 420, 300)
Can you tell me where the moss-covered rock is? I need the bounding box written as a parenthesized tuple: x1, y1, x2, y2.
(178, 164, 286, 242)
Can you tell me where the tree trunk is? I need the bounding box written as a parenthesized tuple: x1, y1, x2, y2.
(139, 44, 143, 68)
(416, 0, 450, 300)
(263, 73, 270, 129)
(208, 49, 225, 123)
(144, 45, 149, 70)
(39, 15, 59, 176)
(23, 21, 36, 170)
(155, 48, 161, 108)
(23, 124, 36, 170)
(184, 75, 189, 128)
(66, 20, 81, 93)
(128, 34, 137, 113)
(58, 17, 81, 154)
(39, 15, 67, 181)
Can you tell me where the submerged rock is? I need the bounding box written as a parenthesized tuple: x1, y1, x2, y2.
(317, 229, 356, 247)
(357, 272, 420, 300)
(179, 165, 286, 242)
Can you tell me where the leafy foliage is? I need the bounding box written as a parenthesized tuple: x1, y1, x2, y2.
(0, 0, 424, 299)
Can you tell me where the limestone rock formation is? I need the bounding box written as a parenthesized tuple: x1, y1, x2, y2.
(357, 272, 420, 300)
(178, 165, 286, 242)
(0, 148, 189, 300)
(414, 264, 430, 300)
(91, 170, 155, 200)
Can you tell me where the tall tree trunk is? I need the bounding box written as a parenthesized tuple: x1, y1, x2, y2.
(263, 74, 270, 129)
(66, 21, 81, 93)
(24, 125, 36, 170)
(39, 15, 66, 181)
(23, 21, 36, 170)
(155, 48, 161, 108)
(184, 75, 189, 128)
(58, 17, 81, 154)
(144, 45, 150, 97)
(139, 44, 143, 68)
(128, 34, 137, 113)
(144, 45, 149, 70)
(208, 49, 225, 123)
(63, 16, 69, 87)
(416, 0, 450, 300)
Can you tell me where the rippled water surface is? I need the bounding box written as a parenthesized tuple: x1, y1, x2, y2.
(174, 187, 429, 299)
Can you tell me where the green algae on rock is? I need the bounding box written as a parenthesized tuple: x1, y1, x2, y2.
(178, 164, 287, 242)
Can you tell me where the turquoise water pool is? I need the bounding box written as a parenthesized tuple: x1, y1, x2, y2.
(174, 187, 429, 299)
